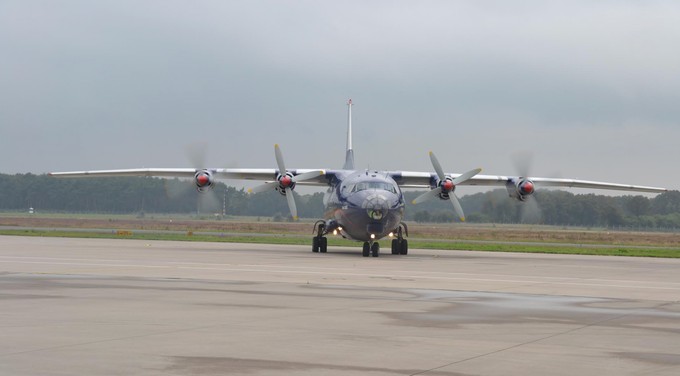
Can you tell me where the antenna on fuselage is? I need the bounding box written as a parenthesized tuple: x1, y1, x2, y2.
(343, 99, 355, 170)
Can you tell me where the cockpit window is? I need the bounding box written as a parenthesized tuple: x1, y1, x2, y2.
(350, 181, 398, 194)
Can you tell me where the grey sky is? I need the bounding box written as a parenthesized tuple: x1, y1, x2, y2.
(1, 1, 678, 193)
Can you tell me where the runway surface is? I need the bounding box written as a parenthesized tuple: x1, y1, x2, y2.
(2, 236, 680, 375)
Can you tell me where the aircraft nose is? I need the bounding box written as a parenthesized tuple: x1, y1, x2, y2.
(362, 194, 389, 220)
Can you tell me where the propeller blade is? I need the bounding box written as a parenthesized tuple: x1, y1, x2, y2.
(185, 142, 208, 169)
(448, 193, 466, 222)
(451, 167, 482, 185)
(292, 170, 324, 182)
(284, 187, 298, 220)
(520, 195, 542, 224)
(198, 188, 222, 214)
(512, 151, 533, 178)
(248, 181, 278, 194)
(412, 187, 442, 205)
(274, 144, 287, 175)
(429, 151, 446, 181)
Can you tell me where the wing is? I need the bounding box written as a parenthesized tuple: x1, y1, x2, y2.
(391, 171, 667, 193)
(49, 168, 198, 178)
(50, 168, 333, 186)
(50, 168, 667, 193)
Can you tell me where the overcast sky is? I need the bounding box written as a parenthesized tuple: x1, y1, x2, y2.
(1, 1, 678, 193)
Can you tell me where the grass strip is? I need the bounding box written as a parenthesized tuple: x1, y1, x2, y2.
(2, 229, 679, 258)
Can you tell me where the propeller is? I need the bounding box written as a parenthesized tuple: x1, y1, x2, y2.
(249, 144, 324, 220)
(511, 151, 542, 223)
(164, 142, 222, 215)
(412, 151, 482, 222)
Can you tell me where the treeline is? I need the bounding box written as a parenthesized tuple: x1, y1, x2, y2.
(0, 174, 324, 219)
(405, 190, 680, 229)
(2, 173, 679, 229)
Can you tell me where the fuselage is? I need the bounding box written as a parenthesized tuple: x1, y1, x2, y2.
(323, 170, 405, 242)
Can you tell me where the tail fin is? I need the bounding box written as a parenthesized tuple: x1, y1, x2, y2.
(342, 99, 355, 170)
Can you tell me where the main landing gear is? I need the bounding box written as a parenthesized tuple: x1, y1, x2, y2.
(312, 220, 328, 253)
(391, 223, 409, 255)
(391, 238, 408, 255)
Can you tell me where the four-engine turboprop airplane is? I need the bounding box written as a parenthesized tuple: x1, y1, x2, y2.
(50, 100, 668, 257)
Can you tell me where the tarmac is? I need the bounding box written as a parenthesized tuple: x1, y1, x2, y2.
(1, 235, 680, 375)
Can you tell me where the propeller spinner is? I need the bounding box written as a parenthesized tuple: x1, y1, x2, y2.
(193, 170, 214, 192)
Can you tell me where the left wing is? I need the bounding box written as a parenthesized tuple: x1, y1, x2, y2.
(49, 168, 333, 186)
(392, 171, 667, 193)
(50, 167, 334, 220)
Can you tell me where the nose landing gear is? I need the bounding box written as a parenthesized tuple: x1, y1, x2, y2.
(362, 242, 380, 257)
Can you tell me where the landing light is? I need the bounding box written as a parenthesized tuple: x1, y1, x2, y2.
(338, 226, 343, 231)
(333, 229, 338, 235)
(370, 234, 376, 239)
(388, 232, 394, 238)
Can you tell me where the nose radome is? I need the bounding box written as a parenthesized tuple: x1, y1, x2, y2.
(362, 194, 389, 221)
(362, 194, 389, 210)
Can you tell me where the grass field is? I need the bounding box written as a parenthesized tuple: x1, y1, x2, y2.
(1, 213, 679, 258)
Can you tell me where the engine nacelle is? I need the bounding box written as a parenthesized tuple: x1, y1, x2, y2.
(194, 170, 214, 192)
(506, 178, 535, 201)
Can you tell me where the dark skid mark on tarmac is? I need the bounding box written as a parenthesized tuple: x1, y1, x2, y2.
(2, 274, 255, 293)
(0, 293, 65, 300)
(381, 290, 680, 330)
(302, 283, 420, 300)
(165, 356, 473, 376)
(616, 352, 680, 366)
(658, 302, 680, 313)
(3, 274, 419, 304)
(197, 302, 289, 310)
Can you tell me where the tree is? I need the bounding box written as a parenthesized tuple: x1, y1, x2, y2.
(413, 211, 431, 223)
(626, 196, 651, 217)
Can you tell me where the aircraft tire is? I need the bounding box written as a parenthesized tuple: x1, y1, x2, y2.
(399, 239, 408, 255)
(320, 237, 328, 253)
(362, 242, 370, 257)
(312, 237, 319, 253)
(371, 242, 380, 257)
(391, 239, 400, 254)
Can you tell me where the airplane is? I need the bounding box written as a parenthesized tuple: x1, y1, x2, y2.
(50, 99, 668, 257)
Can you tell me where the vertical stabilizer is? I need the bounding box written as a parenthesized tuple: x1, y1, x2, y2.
(343, 99, 355, 170)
